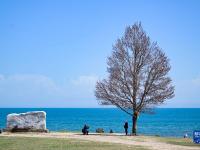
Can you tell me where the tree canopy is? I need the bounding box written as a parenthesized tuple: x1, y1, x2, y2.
(95, 22, 175, 134)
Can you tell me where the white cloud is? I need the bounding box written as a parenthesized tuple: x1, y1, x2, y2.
(0, 74, 64, 103)
(1, 73, 199, 108)
(71, 75, 99, 89)
(164, 76, 200, 107)
(192, 76, 200, 86)
(0, 74, 99, 107)
(0, 74, 4, 80)
(67, 75, 99, 101)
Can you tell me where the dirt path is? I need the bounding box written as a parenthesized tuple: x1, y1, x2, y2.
(1, 132, 199, 150)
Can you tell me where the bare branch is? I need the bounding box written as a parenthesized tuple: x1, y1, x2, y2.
(95, 22, 174, 118)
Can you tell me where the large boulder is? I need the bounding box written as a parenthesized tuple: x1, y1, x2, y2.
(6, 111, 47, 132)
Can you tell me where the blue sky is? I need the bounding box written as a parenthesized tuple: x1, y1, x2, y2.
(0, 0, 200, 108)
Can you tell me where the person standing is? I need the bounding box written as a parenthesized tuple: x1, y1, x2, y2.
(124, 122, 128, 135)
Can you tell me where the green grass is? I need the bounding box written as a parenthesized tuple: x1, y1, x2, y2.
(155, 137, 200, 147)
(0, 136, 148, 150)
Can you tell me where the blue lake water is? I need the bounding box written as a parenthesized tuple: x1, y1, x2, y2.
(0, 108, 200, 137)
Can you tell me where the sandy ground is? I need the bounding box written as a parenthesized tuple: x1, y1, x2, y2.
(1, 132, 200, 150)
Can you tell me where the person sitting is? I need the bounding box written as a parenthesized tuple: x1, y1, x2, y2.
(82, 124, 89, 135)
(184, 133, 188, 138)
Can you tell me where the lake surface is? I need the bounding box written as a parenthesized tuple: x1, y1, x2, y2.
(0, 108, 200, 137)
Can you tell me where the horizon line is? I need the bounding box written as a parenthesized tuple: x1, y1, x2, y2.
(0, 107, 200, 109)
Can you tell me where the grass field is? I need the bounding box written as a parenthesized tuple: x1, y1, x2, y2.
(0, 136, 148, 150)
(0, 133, 200, 150)
(155, 136, 200, 147)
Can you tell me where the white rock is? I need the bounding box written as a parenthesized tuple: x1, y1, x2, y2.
(6, 111, 47, 132)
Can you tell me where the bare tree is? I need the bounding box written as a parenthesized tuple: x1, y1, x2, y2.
(95, 22, 175, 135)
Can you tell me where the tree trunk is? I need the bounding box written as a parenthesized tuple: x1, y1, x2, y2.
(132, 112, 138, 135)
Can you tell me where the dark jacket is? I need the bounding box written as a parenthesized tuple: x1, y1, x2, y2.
(124, 122, 128, 129)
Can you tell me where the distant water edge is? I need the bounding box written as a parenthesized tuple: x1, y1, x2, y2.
(0, 108, 200, 137)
